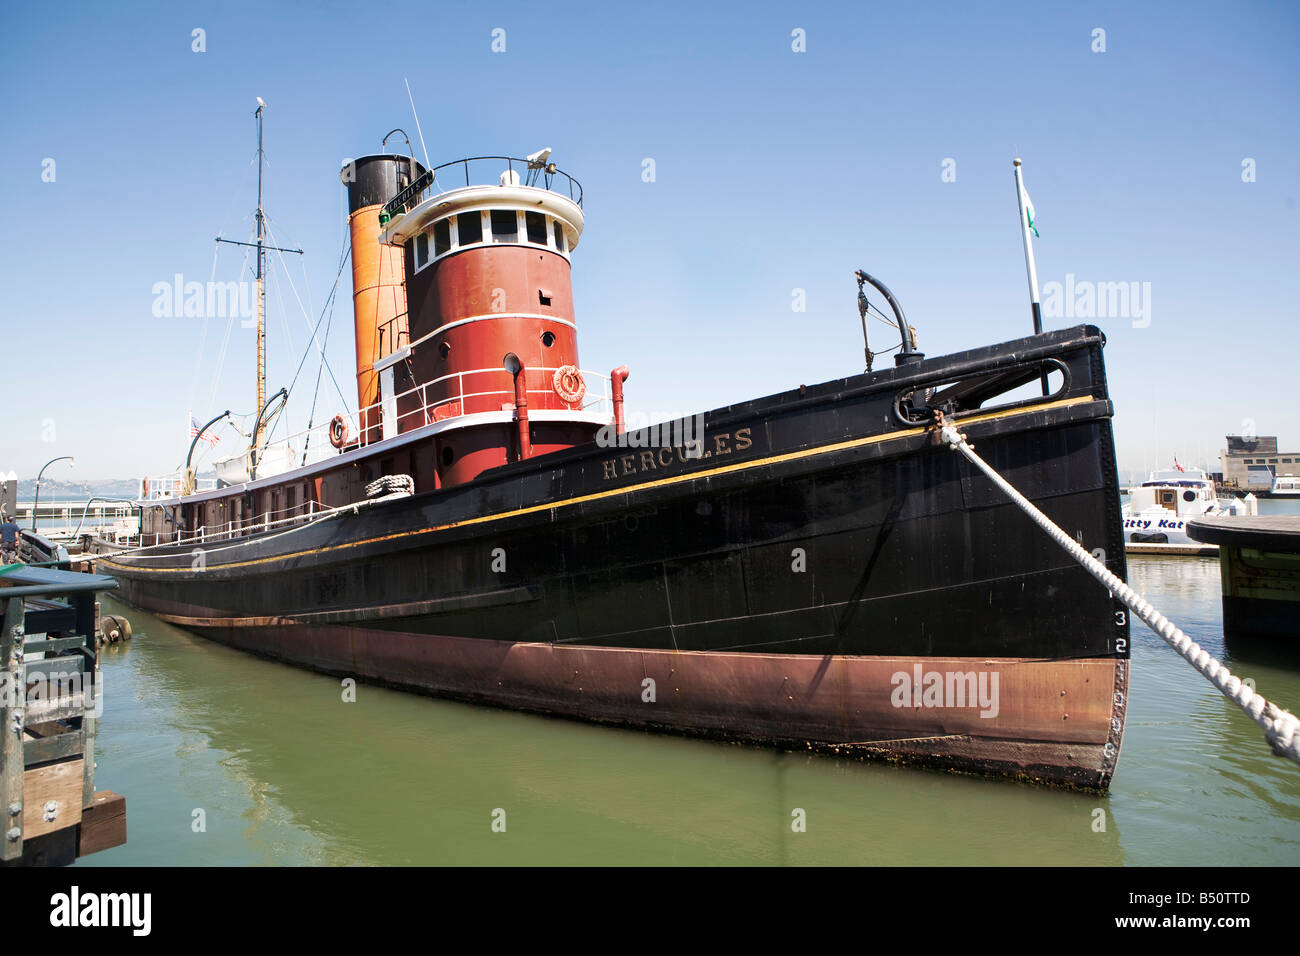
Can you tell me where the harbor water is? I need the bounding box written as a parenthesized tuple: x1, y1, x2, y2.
(75, 502, 1300, 866)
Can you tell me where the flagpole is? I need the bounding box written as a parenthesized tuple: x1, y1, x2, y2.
(1012, 158, 1043, 334)
(1013, 158, 1050, 395)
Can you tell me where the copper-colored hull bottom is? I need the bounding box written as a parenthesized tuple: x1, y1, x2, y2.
(151, 612, 1129, 790)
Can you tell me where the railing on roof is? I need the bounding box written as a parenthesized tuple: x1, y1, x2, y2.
(139, 475, 218, 502)
(383, 156, 584, 220)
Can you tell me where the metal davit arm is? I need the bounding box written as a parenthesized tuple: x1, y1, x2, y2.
(855, 269, 922, 367)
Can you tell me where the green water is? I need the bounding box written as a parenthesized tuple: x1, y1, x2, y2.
(71, 547, 1300, 867)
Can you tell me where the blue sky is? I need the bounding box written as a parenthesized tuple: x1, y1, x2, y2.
(2, 0, 1297, 484)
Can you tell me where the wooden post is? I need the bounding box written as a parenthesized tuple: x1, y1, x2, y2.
(1, 596, 24, 861)
(75, 591, 98, 809)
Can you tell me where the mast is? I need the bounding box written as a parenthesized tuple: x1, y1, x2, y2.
(255, 98, 267, 448)
(216, 98, 302, 462)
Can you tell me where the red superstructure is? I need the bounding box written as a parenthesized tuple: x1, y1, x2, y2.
(139, 149, 621, 534)
(375, 156, 603, 487)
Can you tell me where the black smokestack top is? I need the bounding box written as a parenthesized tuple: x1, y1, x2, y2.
(340, 154, 427, 214)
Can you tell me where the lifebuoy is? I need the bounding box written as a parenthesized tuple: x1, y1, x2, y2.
(553, 365, 586, 404)
(329, 415, 349, 449)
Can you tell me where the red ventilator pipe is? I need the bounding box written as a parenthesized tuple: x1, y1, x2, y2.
(611, 365, 630, 436)
(508, 356, 532, 460)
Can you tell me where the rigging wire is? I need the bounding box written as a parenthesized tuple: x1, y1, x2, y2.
(281, 224, 353, 446)
(265, 216, 353, 415)
(301, 239, 348, 464)
(264, 212, 317, 322)
(205, 230, 256, 414)
(188, 239, 222, 413)
(858, 291, 908, 366)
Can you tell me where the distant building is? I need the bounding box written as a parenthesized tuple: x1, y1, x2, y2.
(1221, 434, 1300, 488)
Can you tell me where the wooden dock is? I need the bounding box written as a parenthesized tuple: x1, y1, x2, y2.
(1187, 516, 1300, 643)
(0, 566, 127, 866)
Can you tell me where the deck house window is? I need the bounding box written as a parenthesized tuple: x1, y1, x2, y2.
(491, 209, 518, 243)
(414, 233, 429, 269)
(552, 218, 566, 251)
(456, 211, 482, 246)
(525, 211, 547, 245)
(433, 219, 451, 257)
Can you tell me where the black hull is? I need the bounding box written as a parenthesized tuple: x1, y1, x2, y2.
(102, 325, 1131, 787)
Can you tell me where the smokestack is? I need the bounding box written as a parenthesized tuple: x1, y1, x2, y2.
(340, 154, 425, 439)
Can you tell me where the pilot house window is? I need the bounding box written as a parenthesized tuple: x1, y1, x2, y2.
(553, 219, 566, 251)
(457, 211, 482, 245)
(433, 219, 451, 256)
(414, 232, 429, 268)
(525, 211, 547, 245)
(491, 209, 518, 243)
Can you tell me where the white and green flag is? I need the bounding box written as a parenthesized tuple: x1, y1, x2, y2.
(1022, 187, 1039, 237)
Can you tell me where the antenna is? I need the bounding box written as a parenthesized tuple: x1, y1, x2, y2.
(404, 78, 430, 168)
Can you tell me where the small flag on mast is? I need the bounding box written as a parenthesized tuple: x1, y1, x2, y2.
(190, 415, 219, 446)
(1022, 186, 1039, 237)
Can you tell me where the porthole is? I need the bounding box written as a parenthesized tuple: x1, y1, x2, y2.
(1182, 490, 1196, 502)
(541, 330, 556, 347)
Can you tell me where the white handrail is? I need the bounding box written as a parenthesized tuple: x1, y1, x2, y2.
(141, 365, 613, 503)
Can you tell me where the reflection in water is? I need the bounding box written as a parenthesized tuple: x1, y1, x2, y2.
(76, 554, 1300, 866)
(1113, 557, 1300, 866)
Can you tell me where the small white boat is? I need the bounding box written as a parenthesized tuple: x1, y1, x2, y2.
(1123, 465, 1256, 551)
(1268, 474, 1300, 498)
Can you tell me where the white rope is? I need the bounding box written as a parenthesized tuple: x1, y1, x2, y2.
(936, 416, 1300, 767)
(365, 474, 414, 498)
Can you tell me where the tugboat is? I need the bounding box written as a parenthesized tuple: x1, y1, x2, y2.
(97, 115, 1132, 789)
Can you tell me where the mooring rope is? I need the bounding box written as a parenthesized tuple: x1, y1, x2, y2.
(934, 412, 1300, 767)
